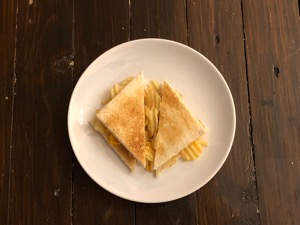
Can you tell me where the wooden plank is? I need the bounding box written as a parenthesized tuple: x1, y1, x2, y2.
(8, 0, 73, 224)
(131, 1, 198, 224)
(72, 1, 135, 225)
(131, 0, 187, 43)
(73, 0, 131, 82)
(187, 0, 260, 224)
(0, 0, 16, 224)
(242, 0, 300, 224)
(135, 197, 198, 225)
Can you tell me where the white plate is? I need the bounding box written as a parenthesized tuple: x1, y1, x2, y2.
(68, 39, 236, 203)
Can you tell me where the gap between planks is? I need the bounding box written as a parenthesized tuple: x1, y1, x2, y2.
(240, 0, 261, 221)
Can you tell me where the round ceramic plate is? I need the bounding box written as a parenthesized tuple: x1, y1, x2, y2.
(68, 39, 236, 203)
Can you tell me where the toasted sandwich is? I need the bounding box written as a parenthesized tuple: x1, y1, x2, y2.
(153, 81, 206, 170)
(96, 74, 146, 168)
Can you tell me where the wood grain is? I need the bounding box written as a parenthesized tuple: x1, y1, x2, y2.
(0, 0, 16, 224)
(131, 1, 197, 224)
(73, 0, 131, 82)
(73, 1, 135, 225)
(8, 0, 73, 224)
(242, 0, 300, 224)
(136, 197, 198, 225)
(131, 0, 187, 43)
(187, 0, 260, 224)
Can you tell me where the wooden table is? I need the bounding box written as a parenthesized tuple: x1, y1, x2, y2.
(1, 0, 299, 224)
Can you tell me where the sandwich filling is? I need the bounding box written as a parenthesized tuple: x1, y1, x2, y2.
(91, 116, 136, 171)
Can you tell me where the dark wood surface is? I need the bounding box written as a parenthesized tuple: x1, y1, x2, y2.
(243, 1, 300, 224)
(0, 0, 299, 225)
(0, 1, 16, 224)
(7, 0, 73, 224)
(188, 1, 259, 224)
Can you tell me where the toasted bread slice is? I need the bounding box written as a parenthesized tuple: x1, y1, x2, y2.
(153, 81, 206, 170)
(97, 75, 146, 167)
(91, 117, 136, 171)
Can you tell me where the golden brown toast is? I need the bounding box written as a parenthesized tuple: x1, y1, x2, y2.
(97, 75, 146, 167)
(153, 81, 206, 169)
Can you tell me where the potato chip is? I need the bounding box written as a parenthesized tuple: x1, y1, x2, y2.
(146, 79, 161, 94)
(146, 159, 153, 172)
(145, 142, 155, 162)
(120, 76, 134, 88)
(108, 134, 121, 147)
(145, 142, 155, 171)
(110, 84, 121, 98)
(152, 134, 160, 150)
(180, 138, 207, 160)
(145, 88, 161, 110)
(110, 76, 135, 99)
(145, 107, 159, 138)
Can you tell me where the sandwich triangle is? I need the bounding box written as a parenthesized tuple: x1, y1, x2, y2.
(97, 74, 146, 167)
